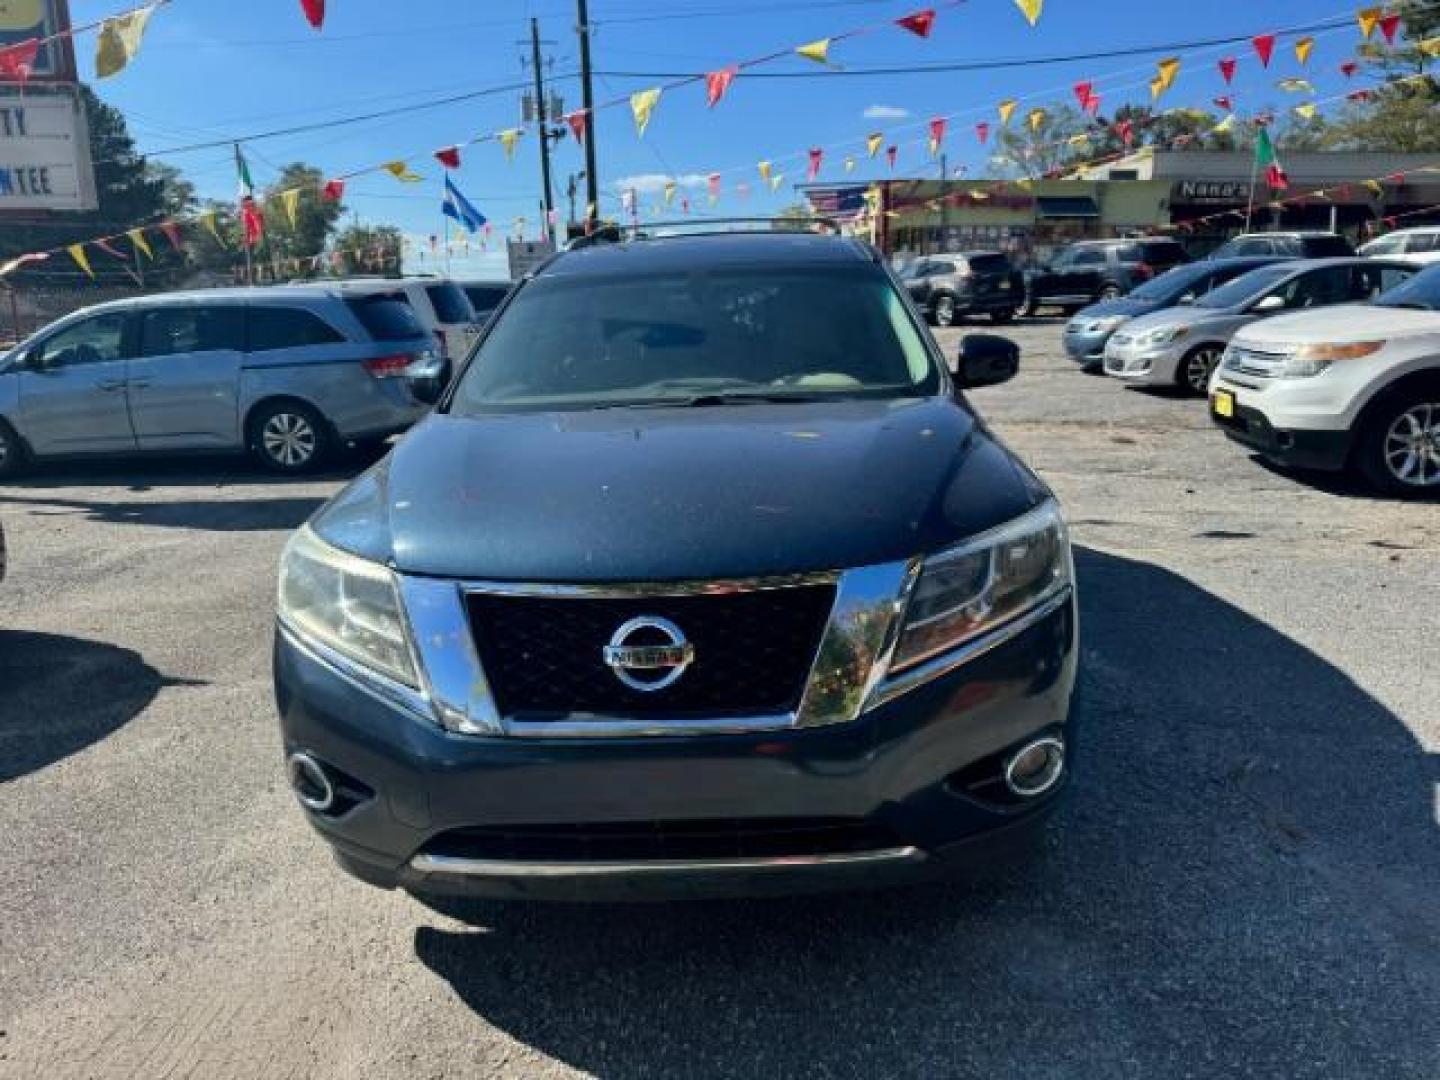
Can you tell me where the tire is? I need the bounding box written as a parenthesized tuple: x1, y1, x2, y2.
(990, 308, 1016, 324)
(1099, 283, 1122, 300)
(1177, 345, 1224, 396)
(1355, 389, 1440, 497)
(248, 400, 330, 474)
(934, 295, 957, 327)
(0, 420, 27, 479)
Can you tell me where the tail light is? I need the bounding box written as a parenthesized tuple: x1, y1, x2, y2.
(363, 353, 417, 378)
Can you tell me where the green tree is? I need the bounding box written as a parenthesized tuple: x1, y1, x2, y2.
(330, 223, 402, 276)
(260, 163, 346, 277)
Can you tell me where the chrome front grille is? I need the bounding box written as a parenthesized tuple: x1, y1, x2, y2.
(1224, 345, 1291, 379)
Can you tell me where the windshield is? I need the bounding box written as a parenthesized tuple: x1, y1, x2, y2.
(1129, 262, 1217, 302)
(448, 266, 939, 414)
(1196, 264, 1296, 309)
(1372, 263, 1440, 311)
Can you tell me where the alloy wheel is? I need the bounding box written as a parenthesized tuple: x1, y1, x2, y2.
(1382, 402, 1440, 487)
(1184, 348, 1221, 395)
(935, 297, 955, 326)
(262, 412, 318, 468)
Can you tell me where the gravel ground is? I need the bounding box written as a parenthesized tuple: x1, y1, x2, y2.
(0, 320, 1436, 1079)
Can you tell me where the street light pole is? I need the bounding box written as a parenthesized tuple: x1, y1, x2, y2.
(530, 18, 556, 245)
(576, 0, 599, 226)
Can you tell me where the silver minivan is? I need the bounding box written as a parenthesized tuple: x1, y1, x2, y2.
(0, 286, 437, 475)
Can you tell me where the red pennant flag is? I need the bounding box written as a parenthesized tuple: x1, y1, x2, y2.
(1378, 13, 1401, 43)
(322, 178, 345, 201)
(928, 116, 947, 153)
(161, 222, 184, 252)
(565, 110, 589, 143)
(1251, 34, 1275, 67)
(434, 146, 461, 169)
(1116, 119, 1135, 147)
(708, 173, 721, 198)
(1340, 60, 1359, 77)
(807, 148, 823, 181)
(1218, 57, 1236, 84)
(886, 145, 897, 168)
(94, 238, 127, 261)
(705, 65, 738, 108)
(975, 121, 990, 143)
(1072, 81, 1093, 109)
(1213, 95, 1233, 111)
(895, 9, 936, 37)
(0, 37, 39, 82)
(300, 0, 325, 29)
(1083, 92, 1101, 115)
(1347, 88, 1375, 102)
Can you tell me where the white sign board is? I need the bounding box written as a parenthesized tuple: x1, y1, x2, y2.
(507, 238, 555, 279)
(0, 88, 97, 212)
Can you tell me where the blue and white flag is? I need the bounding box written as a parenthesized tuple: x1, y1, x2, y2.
(442, 175, 487, 233)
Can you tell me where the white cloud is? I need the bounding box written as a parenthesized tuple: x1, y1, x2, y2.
(611, 173, 708, 194)
(863, 104, 910, 120)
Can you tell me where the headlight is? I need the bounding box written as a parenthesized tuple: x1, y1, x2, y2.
(890, 501, 1072, 672)
(1139, 324, 1189, 346)
(278, 526, 419, 688)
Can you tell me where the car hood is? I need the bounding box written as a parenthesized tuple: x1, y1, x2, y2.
(1073, 297, 1159, 321)
(311, 398, 1043, 581)
(1118, 304, 1240, 336)
(1231, 303, 1440, 346)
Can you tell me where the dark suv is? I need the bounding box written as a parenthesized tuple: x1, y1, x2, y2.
(901, 251, 1024, 325)
(274, 232, 1077, 901)
(1025, 237, 1189, 314)
(1209, 231, 1355, 259)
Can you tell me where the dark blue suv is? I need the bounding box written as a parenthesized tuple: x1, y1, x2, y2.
(273, 231, 1078, 901)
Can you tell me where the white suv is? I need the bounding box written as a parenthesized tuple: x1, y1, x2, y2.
(1209, 264, 1440, 495)
(1358, 226, 1440, 267)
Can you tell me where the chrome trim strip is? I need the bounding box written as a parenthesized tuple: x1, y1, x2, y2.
(505, 713, 795, 739)
(865, 586, 1074, 711)
(459, 572, 838, 599)
(399, 576, 503, 735)
(409, 846, 924, 878)
(277, 619, 435, 724)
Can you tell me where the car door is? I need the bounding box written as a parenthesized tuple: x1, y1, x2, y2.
(1262, 264, 1357, 314)
(16, 310, 136, 456)
(1032, 250, 1073, 302)
(127, 304, 246, 449)
(1063, 247, 1108, 299)
(1352, 262, 1415, 300)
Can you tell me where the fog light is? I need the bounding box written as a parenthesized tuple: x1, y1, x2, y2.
(1004, 736, 1065, 797)
(287, 751, 336, 813)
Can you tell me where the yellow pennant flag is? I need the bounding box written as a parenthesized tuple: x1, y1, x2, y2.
(1156, 56, 1180, 92)
(1294, 103, 1318, 120)
(1357, 6, 1381, 38)
(998, 99, 1017, 126)
(200, 210, 227, 248)
(126, 228, 153, 260)
(1213, 113, 1237, 133)
(1013, 0, 1042, 26)
(1149, 77, 1165, 101)
(281, 188, 301, 229)
(769, 172, 784, 193)
(95, 2, 157, 79)
(866, 132, 883, 158)
(498, 128, 522, 161)
(843, 156, 855, 173)
(1365, 179, 1384, 197)
(796, 39, 831, 65)
(663, 180, 677, 206)
(1027, 107, 1046, 132)
(630, 87, 661, 137)
(68, 243, 93, 278)
(383, 161, 423, 182)
(1067, 133, 1091, 147)
(1418, 35, 1440, 57)
(758, 160, 772, 182)
(1294, 36, 1315, 64)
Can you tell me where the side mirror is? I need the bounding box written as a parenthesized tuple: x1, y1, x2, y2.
(1253, 294, 1286, 313)
(954, 333, 1019, 390)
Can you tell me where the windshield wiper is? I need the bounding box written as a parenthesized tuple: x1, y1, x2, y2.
(583, 392, 830, 410)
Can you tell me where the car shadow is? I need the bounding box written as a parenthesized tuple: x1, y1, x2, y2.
(0, 492, 327, 531)
(410, 546, 1438, 1078)
(0, 629, 203, 781)
(1248, 455, 1440, 503)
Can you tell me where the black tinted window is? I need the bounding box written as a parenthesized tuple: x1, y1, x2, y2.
(140, 306, 245, 357)
(1301, 235, 1354, 257)
(343, 296, 426, 341)
(968, 254, 1011, 274)
(1355, 263, 1414, 297)
(1407, 233, 1440, 253)
(1071, 249, 1106, 266)
(1139, 241, 1186, 265)
(463, 285, 510, 312)
(425, 283, 475, 324)
(247, 306, 345, 351)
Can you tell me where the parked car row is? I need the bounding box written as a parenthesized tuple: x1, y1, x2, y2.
(0, 275, 515, 476)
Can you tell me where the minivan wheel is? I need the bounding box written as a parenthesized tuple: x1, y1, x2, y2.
(249, 401, 329, 473)
(1356, 393, 1440, 496)
(1178, 345, 1223, 396)
(0, 420, 26, 478)
(934, 295, 957, 327)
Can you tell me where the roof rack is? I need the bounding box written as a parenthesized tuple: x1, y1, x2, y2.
(566, 216, 844, 250)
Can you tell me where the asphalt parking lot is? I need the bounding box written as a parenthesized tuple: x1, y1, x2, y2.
(1, 319, 1436, 1079)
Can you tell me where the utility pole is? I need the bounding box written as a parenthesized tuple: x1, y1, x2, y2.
(530, 18, 556, 245)
(940, 152, 950, 253)
(576, 0, 599, 227)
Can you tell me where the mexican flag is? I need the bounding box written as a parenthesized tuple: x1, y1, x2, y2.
(1255, 128, 1289, 190)
(236, 145, 265, 247)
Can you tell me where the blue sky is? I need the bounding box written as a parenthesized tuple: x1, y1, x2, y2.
(74, 0, 1374, 275)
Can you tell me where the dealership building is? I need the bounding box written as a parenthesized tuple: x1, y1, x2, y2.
(803, 151, 1440, 265)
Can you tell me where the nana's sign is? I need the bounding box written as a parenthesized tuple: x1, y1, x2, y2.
(1172, 180, 1252, 204)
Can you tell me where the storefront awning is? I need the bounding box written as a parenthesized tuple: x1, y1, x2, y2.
(1036, 196, 1100, 218)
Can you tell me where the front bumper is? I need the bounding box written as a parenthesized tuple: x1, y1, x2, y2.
(1062, 326, 1117, 365)
(1103, 340, 1183, 384)
(1210, 394, 1352, 471)
(274, 593, 1077, 900)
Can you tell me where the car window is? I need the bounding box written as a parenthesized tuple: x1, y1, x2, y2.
(1070, 249, 1106, 266)
(247, 306, 346, 351)
(1405, 232, 1440, 253)
(449, 267, 940, 414)
(425, 283, 476, 324)
(1302, 235, 1354, 257)
(967, 254, 1010, 275)
(1374, 264, 1440, 310)
(139, 306, 245, 358)
(1362, 234, 1405, 256)
(343, 296, 428, 341)
(1355, 263, 1415, 298)
(1272, 266, 1354, 309)
(1196, 263, 1297, 307)
(1140, 241, 1187, 265)
(1129, 262, 1214, 301)
(35, 312, 127, 369)
(463, 285, 511, 312)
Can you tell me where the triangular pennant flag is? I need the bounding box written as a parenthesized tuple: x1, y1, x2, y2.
(1378, 12, 1401, 43)
(758, 160, 772, 182)
(663, 180, 677, 206)
(1347, 87, 1375, 102)
(1083, 91, 1101, 115)
(808, 147, 824, 180)
(1340, 59, 1361, 76)
(160, 222, 183, 252)
(708, 173, 721, 198)
(998, 99, 1017, 125)
(796, 39, 831, 64)
(1013, 0, 1042, 26)
(200, 209, 227, 248)
(1357, 6, 1382, 38)
(68, 244, 93, 278)
(1072, 81, 1093, 109)
(498, 128, 522, 161)
(435, 146, 462, 169)
(1218, 56, 1237, 84)
(281, 188, 301, 230)
(866, 132, 883, 158)
(1027, 107, 1046, 132)
(322, 178, 345, 201)
(300, 0, 325, 28)
(1156, 56, 1180, 92)
(1213, 95, 1233, 111)
(383, 160, 423, 182)
(1149, 77, 1165, 101)
(1115, 118, 1135, 145)
(1252, 33, 1276, 67)
(1366, 178, 1384, 197)
(565, 110, 589, 143)
(1294, 103, 1318, 120)
(975, 121, 990, 144)
(630, 87, 661, 136)
(1294, 36, 1315, 64)
(843, 156, 855, 173)
(0, 37, 39, 82)
(927, 117, 946, 156)
(96, 3, 157, 79)
(705, 65, 738, 108)
(896, 9, 936, 37)
(94, 238, 127, 261)
(886, 145, 897, 168)
(127, 228, 153, 261)
(769, 172, 784, 193)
